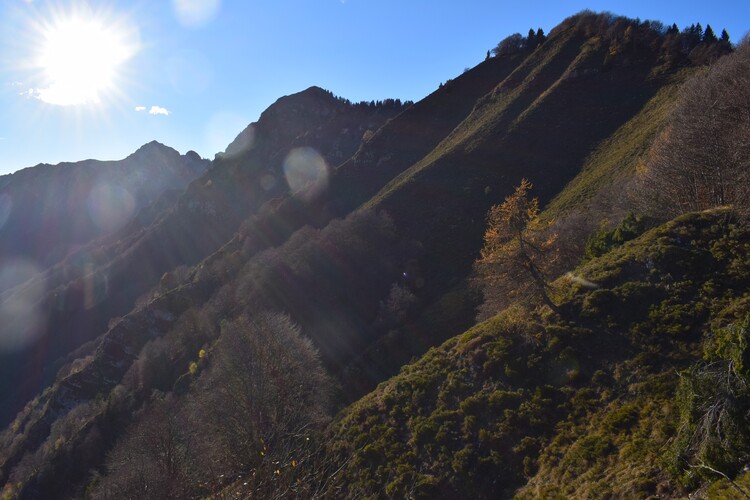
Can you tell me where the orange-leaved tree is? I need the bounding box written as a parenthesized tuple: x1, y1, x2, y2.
(476, 179, 560, 317)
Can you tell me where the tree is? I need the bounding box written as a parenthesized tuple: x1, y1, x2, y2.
(721, 29, 730, 43)
(703, 24, 717, 43)
(186, 312, 333, 496)
(536, 28, 546, 43)
(475, 179, 560, 317)
(91, 312, 334, 498)
(492, 33, 525, 57)
(634, 44, 750, 219)
(670, 318, 750, 497)
(91, 398, 192, 500)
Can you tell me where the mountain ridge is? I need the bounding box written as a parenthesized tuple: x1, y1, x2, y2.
(0, 10, 745, 499)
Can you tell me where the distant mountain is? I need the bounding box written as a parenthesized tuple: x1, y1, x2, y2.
(0, 88, 405, 430)
(0, 141, 208, 281)
(0, 142, 209, 425)
(0, 10, 744, 499)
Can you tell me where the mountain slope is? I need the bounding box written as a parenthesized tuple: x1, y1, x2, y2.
(0, 11, 741, 499)
(328, 52, 528, 214)
(0, 142, 208, 285)
(338, 15, 694, 395)
(0, 88, 404, 430)
(327, 208, 750, 498)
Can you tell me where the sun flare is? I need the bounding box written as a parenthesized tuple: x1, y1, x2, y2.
(33, 11, 138, 106)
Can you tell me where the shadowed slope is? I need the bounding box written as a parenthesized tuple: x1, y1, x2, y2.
(0, 89, 402, 428)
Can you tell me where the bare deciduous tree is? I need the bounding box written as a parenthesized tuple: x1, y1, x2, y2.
(186, 312, 333, 496)
(634, 43, 750, 220)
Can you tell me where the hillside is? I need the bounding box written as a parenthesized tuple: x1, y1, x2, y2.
(327, 208, 750, 498)
(337, 13, 704, 395)
(0, 10, 746, 499)
(0, 143, 209, 423)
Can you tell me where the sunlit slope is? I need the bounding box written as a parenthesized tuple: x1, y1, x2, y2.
(330, 23, 697, 399)
(327, 209, 750, 498)
(364, 24, 674, 295)
(543, 69, 695, 217)
(330, 52, 527, 213)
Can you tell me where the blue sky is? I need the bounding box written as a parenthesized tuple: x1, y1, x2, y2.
(0, 0, 747, 175)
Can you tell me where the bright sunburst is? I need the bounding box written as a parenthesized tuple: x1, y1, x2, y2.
(31, 8, 138, 106)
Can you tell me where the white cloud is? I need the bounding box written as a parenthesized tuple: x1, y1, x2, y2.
(148, 105, 170, 116)
(20, 85, 98, 106)
(134, 105, 146, 112)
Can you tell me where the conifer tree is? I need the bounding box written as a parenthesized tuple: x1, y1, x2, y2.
(476, 179, 560, 315)
(703, 24, 717, 43)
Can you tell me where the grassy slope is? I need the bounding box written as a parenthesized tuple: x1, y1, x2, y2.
(543, 68, 695, 218)
(327, 209, 750, 498)
(361, 25, 673, 301)
(336, 27, 687, 399)
(331, 52, 527, 214)
(364, 28, 582, 210)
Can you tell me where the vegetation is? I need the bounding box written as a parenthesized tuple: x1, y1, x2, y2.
(475, 179, 560, 316)
(635, 43, 750, 219)
(669, 318, 750, 495)
(1, 10, 749, 500)
(90, 313, 332, 499)
(330, 209, 750, 498)
(491, 28, 546, 57)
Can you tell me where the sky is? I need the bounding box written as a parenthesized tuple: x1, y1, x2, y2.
(0, 0, 747, 175)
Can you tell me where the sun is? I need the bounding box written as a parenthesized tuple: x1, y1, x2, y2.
(32, 9, 138, 106)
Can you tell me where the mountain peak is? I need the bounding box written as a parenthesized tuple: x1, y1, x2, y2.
(133, 140, 176, 155)
(275, 85, 340, 109)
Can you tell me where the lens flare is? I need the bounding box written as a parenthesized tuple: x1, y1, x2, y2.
(172, 0, 221, 27)
(260, 173, 277, 191)
(166, 50, 213, 96)
(0, 260, 45, 352)
(0, 193, 11, 231)
(283, 147, 329, 201)
(86, 184, 136, 234)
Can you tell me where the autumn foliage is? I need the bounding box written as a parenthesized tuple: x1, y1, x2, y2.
(476, 179, 560, 317)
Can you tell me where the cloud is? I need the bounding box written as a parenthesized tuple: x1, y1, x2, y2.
(134, 104, 171, 116)
(149, 105, 170, 116)
(20, 86, 97, 106)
